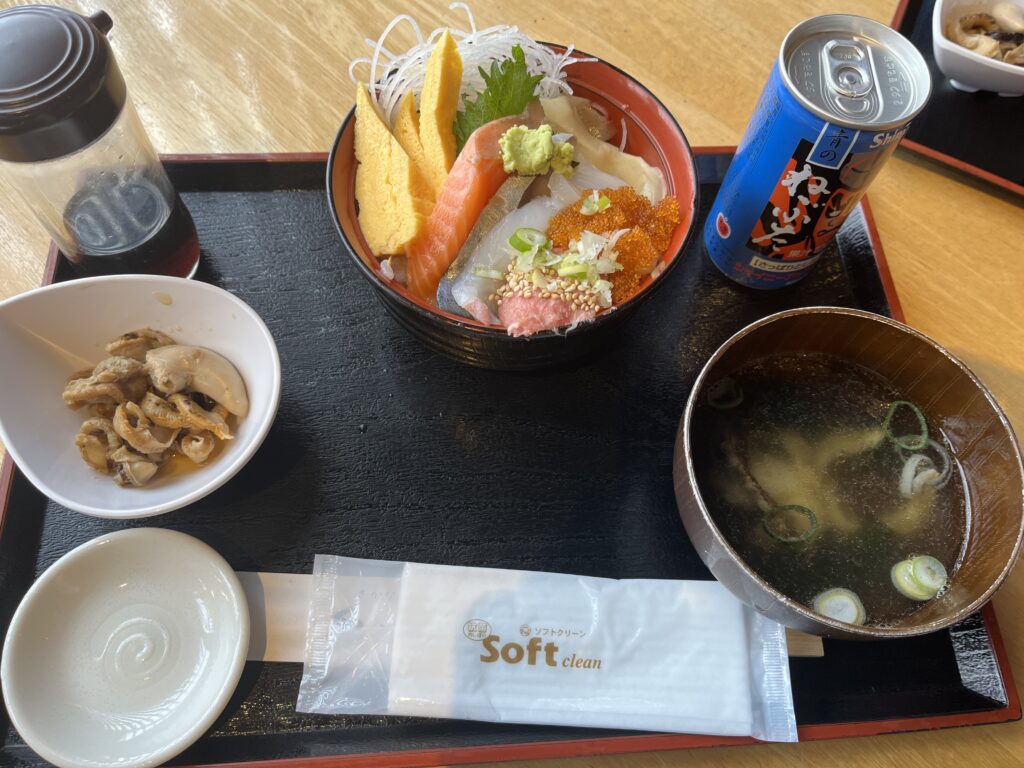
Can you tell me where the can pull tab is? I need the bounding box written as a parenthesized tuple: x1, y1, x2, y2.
(823, 39, 873, 98)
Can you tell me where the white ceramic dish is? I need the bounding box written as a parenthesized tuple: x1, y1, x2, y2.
(0, 274, 281, 518)
(0, 528, 249, 768)
(933, 0, 1024, 95)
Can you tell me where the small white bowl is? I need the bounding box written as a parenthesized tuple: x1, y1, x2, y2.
(0, 274, 281, 518)
(1, 528, 250, 768)
(933, 0, 1024, 96)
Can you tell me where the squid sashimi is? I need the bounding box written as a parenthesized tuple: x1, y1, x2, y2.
(541, 95, 666, 202)
(405, 115, 523, 300)
(451, 196, 564, 323)
(547, 158, 628, 207)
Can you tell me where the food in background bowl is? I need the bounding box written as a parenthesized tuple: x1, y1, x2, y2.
(945, 4, 1024, 65)
(0, 275, 280, 518)
(341, 6, 693, 345)
(63, 328, 249, 488)
(932, 0, 1024, 95)
(691, 352, 965, 628)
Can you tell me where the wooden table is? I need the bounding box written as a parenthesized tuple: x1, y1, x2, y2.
(1, 0, 1022, 765)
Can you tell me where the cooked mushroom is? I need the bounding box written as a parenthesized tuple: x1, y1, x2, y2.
(140, 391, 191, 429)
(993, 1, 1024, 32)
(74, 418, 123, 473)
(113, 401, 179, 454)
(66, 368, 94, 384)
(88, 402, 117, 419)
(105, 328, 176, 361)
(169, 393, 233, 440)
(62, 356, 149, 408)
(180, 431, 216, 464)
(66, 329, 247, 487)
(1006, 41, 1024, 64)
(145, 345, 249, 417)
(948, 14, 1003, 58)
(109, 445, 160, 487)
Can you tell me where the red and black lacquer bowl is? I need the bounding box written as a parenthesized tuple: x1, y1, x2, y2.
(327, 46, 698, 370)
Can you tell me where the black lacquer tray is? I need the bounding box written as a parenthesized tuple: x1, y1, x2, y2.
(0, 150, 1018, 768)
(892, 0, 1024, 197)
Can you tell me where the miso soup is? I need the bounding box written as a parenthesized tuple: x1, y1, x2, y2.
(691, 352, 968, 627)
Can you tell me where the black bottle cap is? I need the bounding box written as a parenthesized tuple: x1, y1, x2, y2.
(0, 6, 126, 163)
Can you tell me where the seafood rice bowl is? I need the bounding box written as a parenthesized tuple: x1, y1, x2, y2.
(327, 4, 698, 369)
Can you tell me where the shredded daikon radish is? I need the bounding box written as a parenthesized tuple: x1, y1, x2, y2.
(618, 118, 628, 151)
(349, 3, 596, 126)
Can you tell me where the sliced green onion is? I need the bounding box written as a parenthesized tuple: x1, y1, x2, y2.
(925, 439, 953, 489)
(813, 588, 866, 625)
(911, 555, 948, 594)
(557, 262, 588, 279)
(899, 454, 934, 498)
(763, 505, 817, 543)
(513, 249, 535, 273)
(509, 227, 548, 252)
(472, 266, 504, 280)
(883, 400, 928, 452)
(580, 192, 612, 216)
(707, 377, 743, 409)
(891, 559, 935, 601)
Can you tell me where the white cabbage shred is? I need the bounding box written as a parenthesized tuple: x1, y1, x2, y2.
(348, 3, 596, 126)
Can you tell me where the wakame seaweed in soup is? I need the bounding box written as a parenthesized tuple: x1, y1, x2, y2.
(692, 353, 968, 627)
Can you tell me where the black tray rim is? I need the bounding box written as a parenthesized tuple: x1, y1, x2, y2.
(890, 0, 1024, 198)
(0, 150, 1019, 768)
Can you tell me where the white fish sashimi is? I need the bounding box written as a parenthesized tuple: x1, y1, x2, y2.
(548, 158, 628, 206)
(452, 197, 564, 324)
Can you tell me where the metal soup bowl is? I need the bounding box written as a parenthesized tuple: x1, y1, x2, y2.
(673, 307, 1024, 640)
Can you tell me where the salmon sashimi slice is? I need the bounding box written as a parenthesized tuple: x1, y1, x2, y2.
(405, 115, 525, 301)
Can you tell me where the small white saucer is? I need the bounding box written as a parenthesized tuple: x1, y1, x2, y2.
(1, 528, 249, 768)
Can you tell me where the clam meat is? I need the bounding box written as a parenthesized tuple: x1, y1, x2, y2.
(63, 328, 248, 487)
(947, 5, 1024, 64)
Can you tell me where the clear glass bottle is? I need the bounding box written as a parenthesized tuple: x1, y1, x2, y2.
(0, 6, 198, 277)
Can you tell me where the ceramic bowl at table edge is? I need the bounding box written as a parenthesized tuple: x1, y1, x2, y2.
(673, 306, 1024, 640)
(0, 274, 281, 518)
(1, 527, 249, 768)
(932, 0, 1024, 96)
(327, 44, 699, 371)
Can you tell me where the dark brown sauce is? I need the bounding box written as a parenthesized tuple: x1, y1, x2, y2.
(62, 180, 199, 278)
(150, 420, 232, 485)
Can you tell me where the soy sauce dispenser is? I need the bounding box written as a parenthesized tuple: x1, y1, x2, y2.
(0, 6, 198, 277)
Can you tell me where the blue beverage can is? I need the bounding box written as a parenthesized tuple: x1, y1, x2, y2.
(705, 15, 931, 289)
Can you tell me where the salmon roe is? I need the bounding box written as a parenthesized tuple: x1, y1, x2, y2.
(547, 187, 682, 304)
(609, 228, 658, 303)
